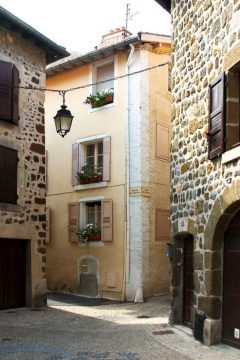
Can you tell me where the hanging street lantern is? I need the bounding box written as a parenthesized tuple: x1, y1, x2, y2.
(54, 91, 73, 137)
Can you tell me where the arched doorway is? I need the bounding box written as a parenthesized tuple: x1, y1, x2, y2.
(222, 210, 240, 349)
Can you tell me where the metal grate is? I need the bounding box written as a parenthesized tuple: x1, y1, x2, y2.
(152, 330, 174, 336)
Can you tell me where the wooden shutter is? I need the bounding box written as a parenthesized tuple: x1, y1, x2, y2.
(0, 61, 13, 121)
(103, 136, 111, 181)
(72, 143, 79, 186)
(0, 61, 19, 124)
(156, 209, 170, 242)
(12, 64, 19, 125)
(46, 206, 51, 244)
(208, 73, 225, 160)
(101, 199, 113, 242)
(156, 123, 169, 161)
(0, 145, 18, 204)
(68, 202, 79, 242)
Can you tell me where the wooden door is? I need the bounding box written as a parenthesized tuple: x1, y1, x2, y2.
(223, 212, 240, 349)
(0, 238, 26, 309)
(183, 236, 194, 327)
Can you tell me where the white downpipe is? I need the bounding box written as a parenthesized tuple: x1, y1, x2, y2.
(124, 44, 135, 290)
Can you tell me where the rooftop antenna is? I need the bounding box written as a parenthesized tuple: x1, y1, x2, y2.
(125, 3, 130, 33)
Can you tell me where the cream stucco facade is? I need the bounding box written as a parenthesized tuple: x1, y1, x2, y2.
(45, 30, 171, 301)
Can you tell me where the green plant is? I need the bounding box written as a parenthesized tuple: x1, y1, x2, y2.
(76, 165, 103, 184)
(76, 223, 101, 245)
(77, 166, 95, 180)
(83, 89, 114, 108)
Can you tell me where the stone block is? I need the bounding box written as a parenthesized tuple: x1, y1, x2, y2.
(194, 251, 203, 270)
(219, 185, 238, 213)
(205, 270, 222, 296)
(203, 319, 222, 346)
(198, 296, 221, 319)
(204, 251, 221, 270)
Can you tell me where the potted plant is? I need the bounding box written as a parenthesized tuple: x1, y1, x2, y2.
(76, 223, 101, 245)
(77, 165, 103, 184)
(83, 89, 114, 108)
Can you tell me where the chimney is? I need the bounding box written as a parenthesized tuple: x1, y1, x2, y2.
(96, 27, 132, 49)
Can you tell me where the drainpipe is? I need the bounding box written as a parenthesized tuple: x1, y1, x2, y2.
(123, 43, 135, 301)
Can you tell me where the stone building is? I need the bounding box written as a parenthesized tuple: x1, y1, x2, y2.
(156, 0, 240, 350)
(0, 6, 68, 309)
(45, 29, 171, 301)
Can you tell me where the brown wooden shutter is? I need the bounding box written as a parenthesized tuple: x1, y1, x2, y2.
(68, 202, 79, 242)
(11, 64, 19, 125)
(156, 209, 170, 242)
(0, 61, 19, 124)
(46, 206, 51, 244)
(103, 136, 111, 181)
(72, 143, 79, 186)
(156, 123, 169, 161)
(0, 61, 13, 121)
(208, 73, 225, 160)
(0, 145, 18, 204)
(101, 199, 113, 242)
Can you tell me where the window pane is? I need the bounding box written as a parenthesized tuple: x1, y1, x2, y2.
(98, 142, 103, 154)
(87, 203, 95, 224)
(97, 205, 101, 227)
(86, 144, 95, 157)
(86, 157, 94, 167)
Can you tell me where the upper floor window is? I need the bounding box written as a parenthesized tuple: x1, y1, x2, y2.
(95, 62, 114, 94)
(72, 136, 111, 186)
(84, 61, 115, 109)
(208, 65, 240, 160)
(0, 145, 18, 204)
(0, 60, 19, 125)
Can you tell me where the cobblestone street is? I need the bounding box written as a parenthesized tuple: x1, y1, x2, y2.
(0, 294, 239, 359)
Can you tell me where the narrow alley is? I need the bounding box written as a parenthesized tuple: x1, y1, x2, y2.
(0, 294, 239, 360)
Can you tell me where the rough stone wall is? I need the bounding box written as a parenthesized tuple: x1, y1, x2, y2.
(0, 26, 47, 306)
(171, 0, 240, 324)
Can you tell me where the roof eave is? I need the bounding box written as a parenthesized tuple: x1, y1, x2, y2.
(47, 36, 140, 77)
(0, 6, 70, 64)
(154, 0, 171, 12)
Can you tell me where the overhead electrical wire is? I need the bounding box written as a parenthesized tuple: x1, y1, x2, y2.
(9, 61, 170, 95)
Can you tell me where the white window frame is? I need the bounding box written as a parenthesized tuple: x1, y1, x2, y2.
(79, 195, 104, 247)
(74, 134, 108, 191)
(88, 55, 117, 113)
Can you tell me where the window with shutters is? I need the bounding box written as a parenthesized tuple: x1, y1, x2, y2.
(156, 123, 170, 161)
(68, 198, 113, 243)
(87, 58, 115, 110)
(72, 135, 111, 188)
(155, 209, 170, 242)
(0, 145, 18, 205)
(0, 60, 19, 125)
(208, 65, 240, 161)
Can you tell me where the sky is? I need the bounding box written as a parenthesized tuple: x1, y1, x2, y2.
(0, 0, 171, 54)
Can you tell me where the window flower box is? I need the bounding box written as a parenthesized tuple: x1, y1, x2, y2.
(83, 89, 114, 108)
(77, 166, 103, 184)
(76, 224, 101, 245)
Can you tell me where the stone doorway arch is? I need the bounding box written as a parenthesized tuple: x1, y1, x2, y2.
(199, 181, 240, 345)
